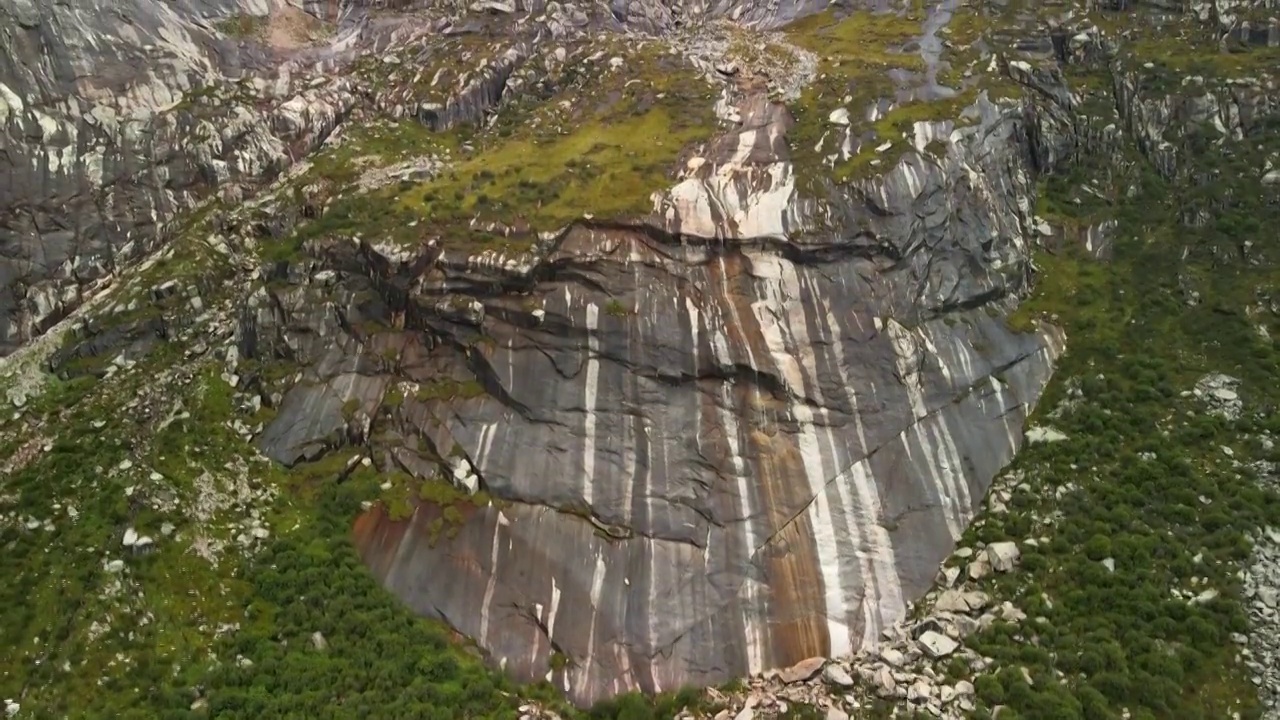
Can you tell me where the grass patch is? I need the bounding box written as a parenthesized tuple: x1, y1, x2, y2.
(262, 44, 717, 262)
(216, 14, 267, 39)
(415, 378, 486, 402)
(784, 9, 924, 179)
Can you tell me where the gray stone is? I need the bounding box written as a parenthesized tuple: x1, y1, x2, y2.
(986, 542, 1021, 573)
(917, 631, 960, 658)
(939, 566, 961, 588)
(872, 667, 897, 696)
(822, 663, 855, 688)
(907, 679, 933, 702)
(779, 657, 827, 684)
(935, 589, 990, 614)
(880, 648, 907, 667)
(1024, 426, 1068, 443)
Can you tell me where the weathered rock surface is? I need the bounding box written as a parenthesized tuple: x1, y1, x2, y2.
(0, 0, 1108, 709)
(658, 529, 1035, 719)
(263, 76, 1064, 707)
(0, 0, 372, 353)
(1246, 507, 1280, 718)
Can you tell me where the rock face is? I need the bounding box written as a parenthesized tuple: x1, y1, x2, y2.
(262, 88, 1062, 706)
(0, 0, 360, 354)
(6, 0, 1069, 709)
(1243, 469, 1280, 718)
(338, 241, 1061, 706)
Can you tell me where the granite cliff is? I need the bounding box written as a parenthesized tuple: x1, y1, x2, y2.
(4, 0, 1070, 705)
(1, 0, 1278, 716)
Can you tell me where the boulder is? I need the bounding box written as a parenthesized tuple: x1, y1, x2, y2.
(872, 667, 897, 697)
(822, 663, 855, 688)
(779, 656, 827, 684)
(880, 648, 907, 667)
(935, 589, 990, 614)
(985, 542, 1021, 573)
(917, 631, 960, 658)
(1024, 426, 1069, 443)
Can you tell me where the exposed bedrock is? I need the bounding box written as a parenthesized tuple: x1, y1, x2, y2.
(0, 0, 365, 354)
(244, 82, 1066, 705)
(0, 0, 559, 355)
(0, 0, 851, 356)
(347, 268, 1063, 704)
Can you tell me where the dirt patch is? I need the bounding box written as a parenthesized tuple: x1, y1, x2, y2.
(264, 5, 333, 50)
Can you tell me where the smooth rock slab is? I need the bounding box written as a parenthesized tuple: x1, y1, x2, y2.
(822, 663, 856, 688)
(272, 84, 1068, 708)
(917, 631, 960, 658)
(779, 657, 827, 684)
(985, 542, 1021, 572)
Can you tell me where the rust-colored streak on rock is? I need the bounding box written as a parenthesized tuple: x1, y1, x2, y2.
(352, 503, 407, 581)
(746, 421, 830, 664)
(353, 500, 497, 626)
(705, 251, 832, 666)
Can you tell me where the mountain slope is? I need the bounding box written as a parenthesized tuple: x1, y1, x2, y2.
(1, 0, 1278, 718)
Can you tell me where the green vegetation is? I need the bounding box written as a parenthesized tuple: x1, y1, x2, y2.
(0, 358, 261, 716)
(784, 8, 923, 69)
(341, 398, 361, 419)
(308, 119, 455, 187)
(260, 44, 717, 262)
(412, 105, 703, 228)
(0, 343, 715, 718)
(784, 9, 924, 183)
(1096, 10, 1280, 78)
(777, 7, 1009, 185)
(216, 14, 267, 39)
(5, 6, 1280, 720)
(349, 32, 501, 106)
(403, 44, 717, 237)
(382, 384, 406, 408)
(961, 59, 1280, 719)
(415, 377, 487, 402)
(193, 480, 523, 720)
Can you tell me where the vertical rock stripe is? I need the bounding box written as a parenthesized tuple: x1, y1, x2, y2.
(750, 255, 851, 657)
(816, 295, 905, 646)
(479, 517, 502, 646)
(582, 302, 600, 508)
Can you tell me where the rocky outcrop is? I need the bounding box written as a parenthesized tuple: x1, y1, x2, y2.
(237, 70, 1065, 702)
(0, 0, 366, 354)
(1197, 374, 1280, 719)
(1244, 472, 1280, 719)
(8, 0, 1076, 709)
(4, 0, 1280, 711)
